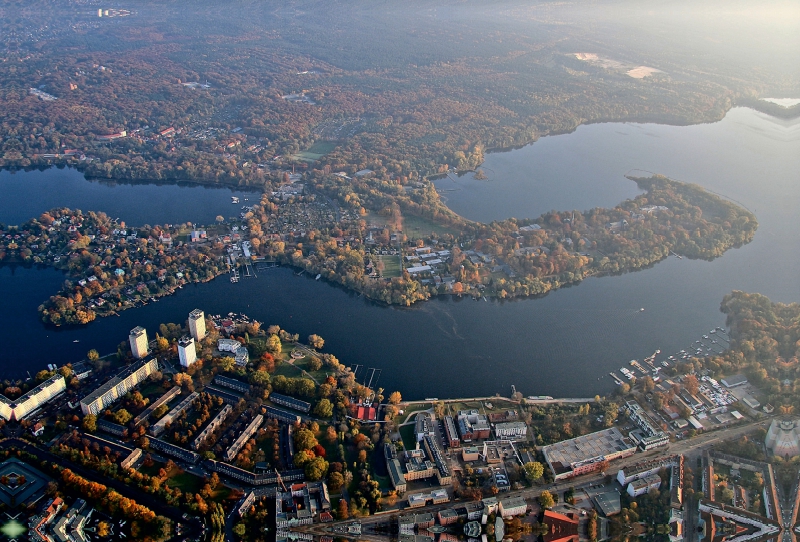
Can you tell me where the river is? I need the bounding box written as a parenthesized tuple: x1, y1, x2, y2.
(1, 107, 798, 399)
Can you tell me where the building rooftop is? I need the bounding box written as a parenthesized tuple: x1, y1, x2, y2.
(542, 427, 635, 473)
(80, 358, 156, 406)
(593, 490, 622, 516)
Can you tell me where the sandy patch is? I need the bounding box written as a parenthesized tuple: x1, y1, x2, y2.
(573, 53, 626, 71)
(627, 66, 662, 79)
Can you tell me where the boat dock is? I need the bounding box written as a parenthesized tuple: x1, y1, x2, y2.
(609, 372, 624, 386)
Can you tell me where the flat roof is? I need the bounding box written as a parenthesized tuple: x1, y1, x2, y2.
(542, 427, 634, 472)
(722, 374, 748, 387)
(593, 490, 621, 516)
(80, 358, 155, 405)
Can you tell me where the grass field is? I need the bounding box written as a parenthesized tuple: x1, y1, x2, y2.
(399, 425, 416, 451)
(401, 214, 462, 240)
(378, 254, 402, 278)
(292, 141, 336, 162)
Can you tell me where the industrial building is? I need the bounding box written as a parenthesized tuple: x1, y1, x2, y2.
(384, 443, 407, 493)
(627, 474, 662, 497)
(275, 481, 330, 528)
(494, 421, 528, 440)
(542, 427, 637, 481)
(443, 416, 460, 448)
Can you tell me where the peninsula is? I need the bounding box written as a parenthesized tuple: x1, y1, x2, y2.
(0, 175, 756, 325)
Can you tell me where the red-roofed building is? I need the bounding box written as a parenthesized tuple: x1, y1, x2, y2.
(351, 404, 377, 421)
(543, 510, 579, 542)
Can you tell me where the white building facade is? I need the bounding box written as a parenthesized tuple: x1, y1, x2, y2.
(129, 326, 149, 359)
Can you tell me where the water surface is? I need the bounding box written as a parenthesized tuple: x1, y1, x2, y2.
(0, 167, 258, 227)
(1, 108, 798, 399)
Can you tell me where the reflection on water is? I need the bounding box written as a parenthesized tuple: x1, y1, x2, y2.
(0, 167, 259, 227)
(0, 108, 797, 400)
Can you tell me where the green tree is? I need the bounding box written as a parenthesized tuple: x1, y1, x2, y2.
(538, 490, 555, 509)
(232, 523, 246, 537)
(266, 334, 282, 355)
(314, 399, 333, 418)
(218, 356, 236, 372)
(328, 471, 344, 492)
(684, 374, 700, 396)
(155, 334, 169, 352)
(113, 409, 132, 425)
(308, 357, 323, 371)
(294, 428, 318, 451)
(523, 461, 544, 482)
(250, 371, 270, 386)
(82, 414, 97, 432)
(305, 456, 329, 481)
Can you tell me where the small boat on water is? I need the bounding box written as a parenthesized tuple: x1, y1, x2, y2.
(73, 339, 80, 343)
(315, 274, 321, 280)
(231, 196, 240, 204)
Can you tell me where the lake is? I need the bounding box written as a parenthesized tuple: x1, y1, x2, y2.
(0, 107, 798, 399)
(0, 167, 258, 227)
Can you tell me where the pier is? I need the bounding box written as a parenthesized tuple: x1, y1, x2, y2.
(402, 395, 597, 406)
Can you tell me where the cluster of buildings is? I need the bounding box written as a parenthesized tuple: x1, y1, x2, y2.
(697, 449, 785, 542)
(275, 481, 331, 529)
(400, 495, 529, 536)
(451, 410, 490, 443)
(30, 497, 94, 542)
(384, 435, 452, 495)
(617, 455, 684, 502)
(659, 374, 749, 433)
(149, 392, 199, 437)
(404, 247, 453, 277)
(217, 338, 250, 366)
(225, 414, 263, 461)
(625, 401, 670, 450)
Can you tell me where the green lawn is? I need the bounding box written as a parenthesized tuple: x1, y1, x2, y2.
(378, 254, 402, 278)
(166, 470, 204, 493)
(399, 425, 416, 451)
(292, 141, 336, 162)
(401, 214, 462, 240)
